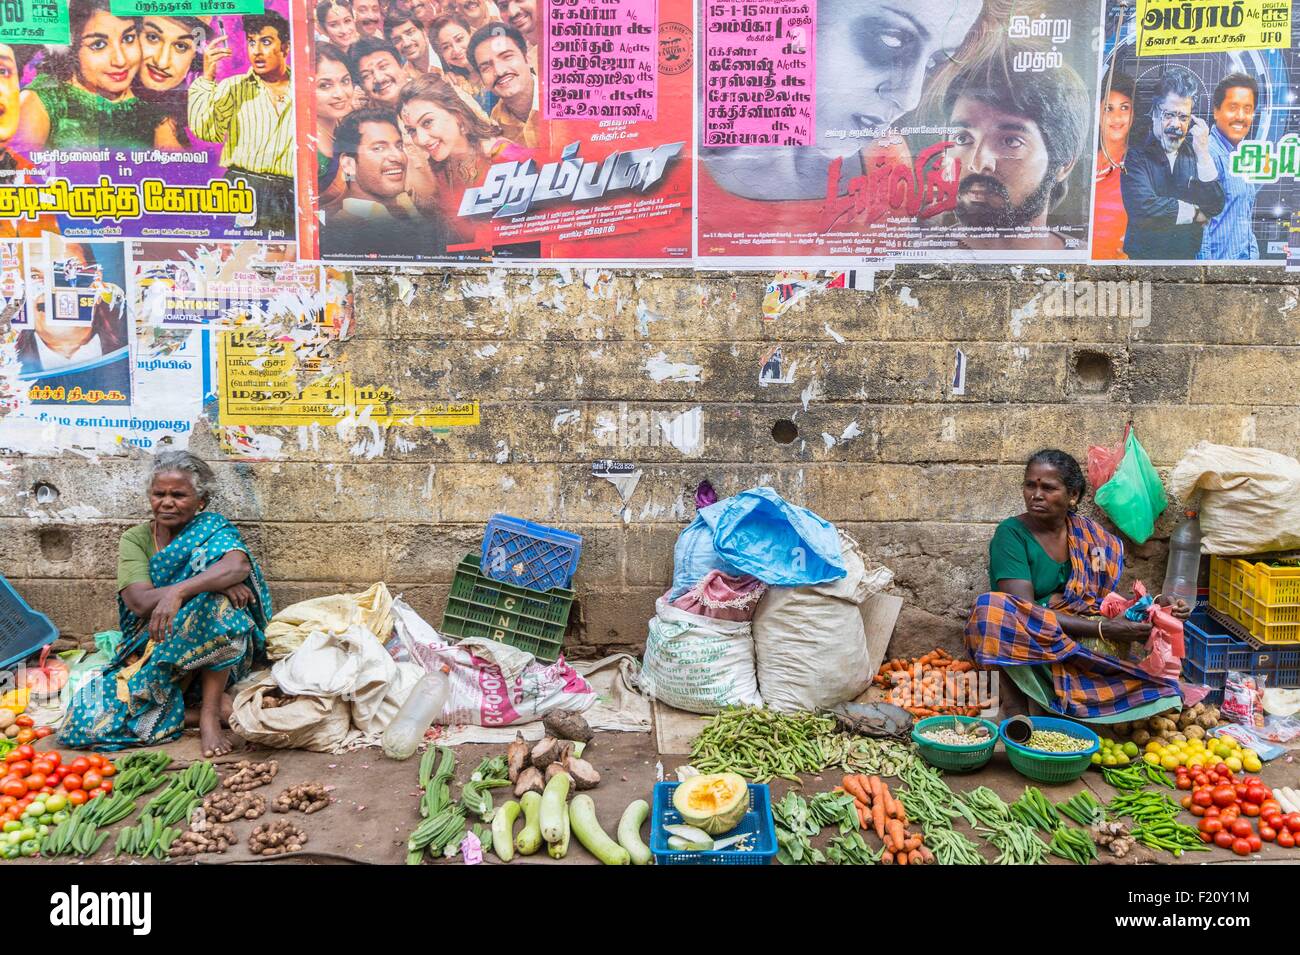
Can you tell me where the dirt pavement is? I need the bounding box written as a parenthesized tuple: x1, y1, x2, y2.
(12, 725, 1299, 865)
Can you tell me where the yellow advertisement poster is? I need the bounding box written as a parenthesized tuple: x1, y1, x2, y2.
(217, 330, 479, 428)
(1136, 0, 1292, 55)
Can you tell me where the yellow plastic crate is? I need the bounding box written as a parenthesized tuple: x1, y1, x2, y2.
(1208, 555, 1300, 645)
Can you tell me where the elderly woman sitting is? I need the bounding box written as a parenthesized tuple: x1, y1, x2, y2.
(965, 449, 1189, 724)
(61, 452, 271, 756)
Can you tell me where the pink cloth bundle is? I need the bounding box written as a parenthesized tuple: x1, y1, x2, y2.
(670, 571, 767, 622)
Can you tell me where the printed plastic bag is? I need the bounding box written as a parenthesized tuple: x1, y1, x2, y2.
(751, 532, 894, 713)
(387, 599, 595, 725)
(711, 487, 846, 587)
(641, 596, 762, 714)
(1094, 430, 1167, 544)
(1211, 724, 1286, 762)
(1222, 670, 1266, 729)
(1170, 443, 1300, 555)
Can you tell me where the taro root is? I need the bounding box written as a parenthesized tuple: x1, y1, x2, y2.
(514, 766, 545, 797)
(543, 709, 593, 744)
(248, 820, 307, 856)
(530, 737, 561, 770)
(563, 756, 600, 791)
(222, 760, 279, 792)
(507, 732, 530, 783)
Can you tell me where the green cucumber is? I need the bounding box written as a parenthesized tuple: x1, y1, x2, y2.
(492, 800, 521, 862)
(540, 771, 571, 845)
(515, 791, 543, 856)
(568, 795, 629, 865)
(547, 806, 570, 860)
(617, 799, 652, 865)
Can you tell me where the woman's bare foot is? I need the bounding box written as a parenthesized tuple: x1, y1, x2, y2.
(199, 670, 235, 758)
(184, 693, 234, 729)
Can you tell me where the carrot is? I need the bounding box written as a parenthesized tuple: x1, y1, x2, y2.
(908, 849, 924, 866)
(880, 850, 894, 865)
(865, 775, 882, 804)
(918, 845, 936, 865)
(903, 835, 922, 852)
(856, 802, 869, 830)
(842, 775, 870, 804)
(895, 849, 909, 866)
(872, 799, 886, 841)
(887, 818, 906, 852)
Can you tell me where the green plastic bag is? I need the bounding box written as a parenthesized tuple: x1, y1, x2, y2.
(1095, 431, 1168, 543)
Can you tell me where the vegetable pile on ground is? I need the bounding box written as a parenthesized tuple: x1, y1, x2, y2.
(273, 783, 331, 814)
(872, 649, 995, 718)
(169, 824, 236, 857)
(222, 760, 279, 792)
(249, 820, 306, 856)
(508, 732, 600, 796)
(2, 747, 117, 834)
(842, 773, 934, 865)
(203, 791, 266, 822)
(1179, 763, 1300, 853)
(1104, 703, 1223, 754)
(689, 707, 917, 783)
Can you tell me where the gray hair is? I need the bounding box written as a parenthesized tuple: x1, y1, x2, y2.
(148, 451, 215, 502)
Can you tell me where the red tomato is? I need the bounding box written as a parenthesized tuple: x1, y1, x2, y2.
(61, 773, 82, 792)
(98, 779, 112, 793)
(1243, 803, 1260, 817)
(0, 779, 24, 798)
(1261, 826, 1277, 842)
(81, 771, 102, 790)
(1199, 832, 1213, 844)
(1192, 789, 1215, 808)
(1230, 818, 1253, 839)
(14, 715, 33, 728)
(1181, 795, 1193, 809)
(7, 761, 31, 778)
(1200, 817, 1223, 835)
(1279, 829, 1296, 849)
(0, 795, 15, 809)
(43, 752, 60, 769)
(69, 757, 90, 775)
(1193, 774, 1209, 788)
(30, 759, 52, 776)
(1231, 838, 1252, 856)
(23, 773, 45, 791)
(1260, 800, 1281, 814)
(1285, 814, 1300, 834)
(33, 727, 52, 739)
(65, 789, 87, 806)
(99, 764, 115, 778)
(1176, 776, 1192, 791)
(1245, 785, 1268, 805)
(88, 788, 105, 800)
(1190, 804, 1206, 817)
(13, 746, 33, 761)
(1214, 830, 1236, 849)
(1204, 805, 1220, 818)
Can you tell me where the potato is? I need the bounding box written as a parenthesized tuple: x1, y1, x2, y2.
(3, 724, 17, 738)
(0, 708, 14, 731)
(1185, 725, 1206, 740)
(1196, 714, 1218, 730)
(1130, 729, 1152, 746)
(1170, 732, 1187, 744)
(1149, 717, 1177, 734)
(1177, 710, 1196, 729)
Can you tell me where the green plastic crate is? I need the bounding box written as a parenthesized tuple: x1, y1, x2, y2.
(440, 553, 574, 663)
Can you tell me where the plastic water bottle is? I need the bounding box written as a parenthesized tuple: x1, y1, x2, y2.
(1162, 510, 1202, 609)
(382, 665, 450, 760)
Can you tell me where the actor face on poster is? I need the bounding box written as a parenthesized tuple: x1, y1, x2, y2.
(1120, 70, 1225, 261)
(1197, 73, 1260, 261)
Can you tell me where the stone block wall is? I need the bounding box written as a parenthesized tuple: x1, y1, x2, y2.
(3, 264, 1296, 657)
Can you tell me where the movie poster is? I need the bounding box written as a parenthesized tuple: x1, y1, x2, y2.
(695, 0, 1105, 267)
(293, 0, 693, 264)
(1092, 0, 1297, 264)
(0, 0, 297, 245)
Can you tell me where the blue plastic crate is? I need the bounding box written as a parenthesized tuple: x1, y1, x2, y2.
(650, 782, 777, 866)
(481, 514, 582, 592)
(1184, 614, 1262, 673)
(0, 575, 58, 671)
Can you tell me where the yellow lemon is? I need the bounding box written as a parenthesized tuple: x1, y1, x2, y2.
(1225, 755, 1243, 772)
(1145, 741, 1162, 754)
(1143, 752, 1161, 766)
(1243, 755, 1262, 773)
(1160, 755, 1181, 770)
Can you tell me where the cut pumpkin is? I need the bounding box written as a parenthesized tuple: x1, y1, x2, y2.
(672, 773, 748, 835)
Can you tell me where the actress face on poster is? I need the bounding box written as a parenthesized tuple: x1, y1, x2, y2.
(1099, 86, 1134, 166)
(434, 17, 472, 72)
(76, 8, 144, 100)
(314, 45, 355, 156)
(318, 0, 361, 50)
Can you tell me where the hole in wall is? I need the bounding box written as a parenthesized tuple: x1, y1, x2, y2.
(1071, 351, 1114, 395)
(771, 419, 798, 444)
(32, 481, 59, 505)
(38, 527, 72, 562)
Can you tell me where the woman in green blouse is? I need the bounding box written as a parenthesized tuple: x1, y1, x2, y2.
(17, 0, 179, 151)
(61, 451, 271, 755)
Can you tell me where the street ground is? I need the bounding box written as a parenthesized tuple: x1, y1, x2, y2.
(14, 721, 1298, 865)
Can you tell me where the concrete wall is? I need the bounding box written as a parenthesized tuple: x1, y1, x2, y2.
(4, 264, 1297, 657)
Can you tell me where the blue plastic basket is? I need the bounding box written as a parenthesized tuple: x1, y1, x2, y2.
(650, 782, 777, 866)
(0, 575, 58, 671)
(999, 717, 1099, 784)
(481, 515, 582, 593)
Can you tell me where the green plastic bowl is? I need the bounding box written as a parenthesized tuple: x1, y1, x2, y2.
(999, 717, 1100, 784)
(911, 716, 1000, 772)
